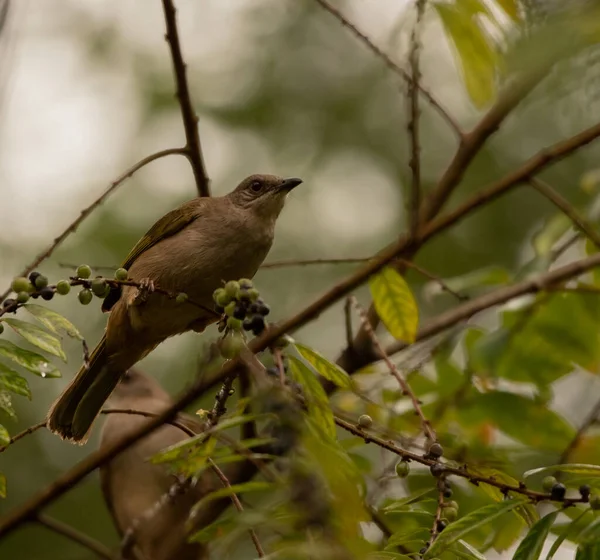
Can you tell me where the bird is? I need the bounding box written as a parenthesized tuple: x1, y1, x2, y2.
(99, 369, 210, 560)
(47, 174, 302, 443)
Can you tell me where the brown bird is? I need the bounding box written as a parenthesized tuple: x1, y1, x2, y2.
(100, 369, 210, 560)
(47, 174, 302, 443)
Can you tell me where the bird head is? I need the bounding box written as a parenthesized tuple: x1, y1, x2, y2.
(228, 174, 302, 219)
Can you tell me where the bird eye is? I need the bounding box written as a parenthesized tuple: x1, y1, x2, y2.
(250, 180, 262, 192)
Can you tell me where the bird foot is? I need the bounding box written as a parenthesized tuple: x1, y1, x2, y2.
(132, 278, 155, 306)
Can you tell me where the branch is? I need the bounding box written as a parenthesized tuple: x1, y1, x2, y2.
(556, 396, 600, 468)
(529, 177, 600, 249)
(36, 514, 112, 559)
(408, 0, 427, 238)
(161, 0, 210, 197)
(0, 148, 185, 303)
(0, 421, 46, 453)
(312, 0, 462, 137)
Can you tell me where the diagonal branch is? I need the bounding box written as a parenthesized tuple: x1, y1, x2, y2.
(312, 0, 462, 137)
(161, 0, 210, 197)
(0, 148, 186, 304)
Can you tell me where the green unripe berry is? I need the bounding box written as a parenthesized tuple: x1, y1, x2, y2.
(247, 288, 260, 302)
(220, 332, 244, 359)
(56, 280, 71, 295)
(227, 317, 243, 330)
(0, 323, 4, 334)
(11, 277, 31, 294)
(447, 501, 459, 511)
(91, 278, 107, 297)
(358, 414, 372, 428)
(114, 268, 128, 281)
(428, 442, 444, 459)
(542, 476, 558, 492)
(442, 506, 458, 521)
(16, 292, 30, 304)
(224, 280, 240, 299)
(34, 275, 48, 290)
(213, 288, 231, 307)
(175, 292, 188, 305)
(239, 278, 253, 289)
(590, 495, 600, 510)
(77, 264, 92, 279)
(395, 461, 410, 478)
(78, 289, 93, 305)
(225, 301, 237, 317)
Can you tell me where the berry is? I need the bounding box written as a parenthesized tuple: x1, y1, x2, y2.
(358, 414, 372, 428)
(258, 303, 270, 316)
(419, 547, 427, 555)
(28, 271, 41, 286)
(395, 461, 410, 478)
(247, 288, 260, 302)
(249, 302, 259, 314)
(34, 274, 48, 290)
(580, 485, 591, 500)
(224, 280, 240, 299)
(233, 304, 246, 320)
(274, 334, 293, 348)
(590, 495, 600, 510)
(550, 483, 566, 500)
(243, 318, 253, 331)
(16, 292, 30, 304)
(220, 332, 244, 359)
(0, 323, 3, 334)
(115, 268, 128, 281)
(78, 289, 93, 305)
(227, 317, 243, 330)
(428, 442, 444, 459)
(11, 277, 31, 294)
(251, 315, 265, 335)
(239, 279, 253, 289)
(91, 278, 107, 297)
(214, 304, 224, 314)
(436, 520, 447, 532)
(443, 487, 453, 499)
(442, 506, 458, 521)
(2, 298, 16, 309)
(542, 476, 557, 492)
(175, 292, 188, 305)
(430, 463, 444, 477)
(213, 288, 231, 308)
(56, 280, 71, 295)
(40, 287, 54, 301)
(76, 265, 92, 279)
(225, 301, 237, 317)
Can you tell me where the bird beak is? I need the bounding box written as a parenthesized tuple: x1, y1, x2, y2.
(279, 177, 303, 192)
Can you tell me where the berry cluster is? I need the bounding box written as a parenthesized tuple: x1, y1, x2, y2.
(213, 279, 270, 336)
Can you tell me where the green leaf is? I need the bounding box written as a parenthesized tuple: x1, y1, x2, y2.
(524, 464, 600, 479)
(547, 510, 592, 559)
(382, 488, 435, 512)
(294, 343, 351, 389)
(0, 392, 16, 421)
(289, 357, 336, 439)
(2, 319, 66, 361)
(0, 363, 31, 399)
(512, 511, 558, 560)
(24, 304, 82, 340)
(424, 498, 528, 558)
(368, 553, 413, 560)
(0, 472, 5, 498)
(190, 481, 272, 518)
(433, 2, 499, 108)
(0, 424, 9, 446)
(369, 267, 418, 343)
(452, 539, 487, 560)
(0, 340, 60, 377)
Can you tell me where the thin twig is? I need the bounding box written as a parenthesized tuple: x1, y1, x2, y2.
(529, 178, 600, 249)
(101, 408, 197, 437)
(36, 513, 112, 559)
(408, 0, 427, 238)
(207, 458, 265, 558)
(350, 297, 436, 442)
(0, 421, 46, 453)
(161, 0, 210, 197)
(312, 0, 462, 137)
(344, 298, 354, 350)
(426, 489, 445, 552)
(0, 148, 186, 303)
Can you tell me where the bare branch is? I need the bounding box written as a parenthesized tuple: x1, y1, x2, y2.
(36, 514, 112, 560)
(529, 177, 600, 249)
(161, 0, 210, 197)
(0, 148, 185, 303)
(312, 0, 462, 137)
(0, 421, 46, 453)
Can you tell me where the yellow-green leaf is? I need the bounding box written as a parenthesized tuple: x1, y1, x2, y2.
(0, 392, 16, 421)
(0, 472, 6, 498)
(24, 304, 82, 340)
(0, 424, 9, 446)
(369, 267, 418, 343)
(0, 363, 31, 399)
(190, 481, 272, 519)
(524, 464, 600, 479)
(0, 340, 60, 378)
(2, 319, 66, 361)
(294, 343, 351, 388)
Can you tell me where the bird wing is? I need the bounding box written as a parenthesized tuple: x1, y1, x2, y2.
(102, 199, 203, 313)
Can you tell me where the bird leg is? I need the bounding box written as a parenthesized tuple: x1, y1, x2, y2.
(132, 278, 155, 306)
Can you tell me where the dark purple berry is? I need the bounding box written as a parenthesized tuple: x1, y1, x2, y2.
(243, 318, 253, 331)
(430, 463, 444, 477)
(233, 305, 246, 320)
(2, 298, 16, 309)
(551, 483, 566, 500)
(428, 442, 444, 459)
(28, 271, 41, 286)
(251, 314, 265, 335)
(40, 287, 54, 301)
(249, 302, 259, 314)
(443, 487, 453, 498)
(580, 485, 591, 500)
(436, 520, 447, 532)
(258, 303, 270, 316)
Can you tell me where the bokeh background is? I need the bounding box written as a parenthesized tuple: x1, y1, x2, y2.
(1, 1, 600, 558)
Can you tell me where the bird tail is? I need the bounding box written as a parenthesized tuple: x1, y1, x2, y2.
(47, 334, 123, 444)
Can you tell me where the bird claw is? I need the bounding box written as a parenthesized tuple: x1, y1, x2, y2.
(133, 278, 155, 306)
